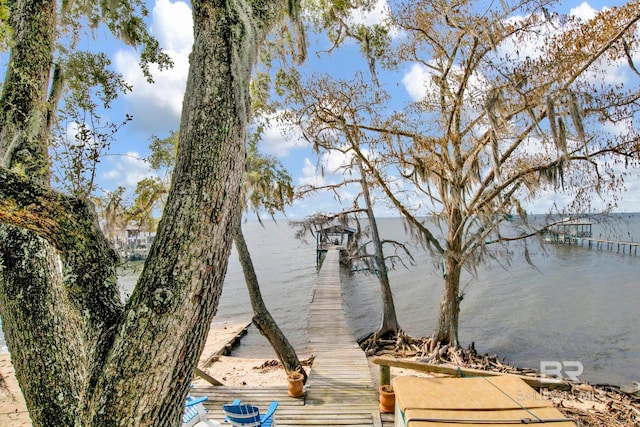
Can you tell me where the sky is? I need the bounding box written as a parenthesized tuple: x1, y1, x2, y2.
(2, 0, 639, 219)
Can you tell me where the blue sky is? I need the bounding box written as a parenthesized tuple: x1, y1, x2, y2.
(2, 0, 639, 218)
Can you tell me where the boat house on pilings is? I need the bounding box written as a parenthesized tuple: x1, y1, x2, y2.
(315, 225, 355, 267)
(544, 218, 592, 244)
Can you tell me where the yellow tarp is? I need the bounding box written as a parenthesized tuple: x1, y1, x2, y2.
(393, 375, 576, 426)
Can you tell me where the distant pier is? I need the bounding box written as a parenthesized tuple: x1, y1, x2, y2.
(575, 237, 640, 256)
(544, 218, 638, 256)
(315, 224, 355, 267)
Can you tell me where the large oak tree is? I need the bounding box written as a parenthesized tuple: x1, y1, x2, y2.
(0, 0, 298, 425)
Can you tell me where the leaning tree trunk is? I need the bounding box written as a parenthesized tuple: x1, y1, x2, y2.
(234, 220, 308, 383)
(358, 161, 400, 338)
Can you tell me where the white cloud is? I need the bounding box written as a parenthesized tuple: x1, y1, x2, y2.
(151, 0, 193, 53)
(618, 178, 640, 212)
(570, 2, 598, 20)
(350, 0, 389, 26)
(259, 118, 309, 157)
(348, 0, 404, 39)
(101, 152, 158, 188)
(322, 149, 353, 174)
(297, 151, 354, 187)
(603, 117, 633, 137)
(401, 62, 488, 108)
(401, 63, 430, 102)
(299, 157, 325, 187)
(115, 0, 193, 134)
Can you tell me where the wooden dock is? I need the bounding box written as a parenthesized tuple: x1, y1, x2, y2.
(576, 237, 640, 256)
(192, 248, 390, 426)
(199, 320, 252, 367)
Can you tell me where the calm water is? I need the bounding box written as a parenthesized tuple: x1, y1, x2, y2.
(215, 215, 640, 387)
(2, 215, 638, 387)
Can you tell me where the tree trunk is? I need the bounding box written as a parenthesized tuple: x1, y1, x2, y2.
(0, 0, 109, 424)
(233, 220, 308, 383)
(0, 173, 124, 425)
(436, 206, 464, 347)
(358, 161, 400, 338)
(0, 228, 88, 426)
(82, 2, 289, 425)
(436, 254, 462, 347)
(0, 0, 55, 175)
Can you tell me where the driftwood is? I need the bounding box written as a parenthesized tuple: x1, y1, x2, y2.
(372, 356, 571, 391)
(546, 383, 640, 427)
(194, 367, 224, 386)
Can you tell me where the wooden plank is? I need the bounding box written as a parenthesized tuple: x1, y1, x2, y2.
(194, 367, 223, 386)
(371, 356, 571, 391)
(198, 319, 252, 367)
(193, 249, 387, 426)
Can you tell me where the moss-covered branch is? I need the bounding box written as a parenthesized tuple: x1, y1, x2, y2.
(1, 168, 108, 253)
(0, 167, 122, 328)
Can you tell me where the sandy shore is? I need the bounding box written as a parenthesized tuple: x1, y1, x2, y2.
(0, 353, 31, 427)
(194, 355, 300, 387)
(0, 353, 301, 427)
(2, 352, 637, 426)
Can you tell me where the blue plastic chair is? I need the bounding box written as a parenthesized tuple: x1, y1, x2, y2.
(222, 401, 278, 427)
(183, 396, 220, 427)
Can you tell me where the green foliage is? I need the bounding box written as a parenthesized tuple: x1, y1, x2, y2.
(65, 52, 132, 110)
(128, 176, 166, 230)
(60, 0, 173, 82)
(50, 111, 132, 198)
(50, 51, 133, 197)
(148, 131, 178, 171)
(244, 132, 294, 218)
(251, 72, 274, 115)
(0, 0, 12, 52)
(91, 132, 176, 239)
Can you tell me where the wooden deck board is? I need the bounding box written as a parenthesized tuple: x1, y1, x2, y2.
(198, 319, 252, 367)
(193, 249, 389, 426)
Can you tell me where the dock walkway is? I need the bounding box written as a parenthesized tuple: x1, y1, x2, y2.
(193, 248, 386, 426)
(576, 237, 639, 255)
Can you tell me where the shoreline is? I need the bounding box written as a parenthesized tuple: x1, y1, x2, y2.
(1, 350, 638, 426)
(1, 321, 637, 427)
(0, 353, 30, 426)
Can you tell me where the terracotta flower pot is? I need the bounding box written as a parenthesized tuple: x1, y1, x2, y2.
(379, 384, 395, 413)
(287, 372, 304, 398)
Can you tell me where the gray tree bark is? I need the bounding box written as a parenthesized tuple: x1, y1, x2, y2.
(234, 220, 308, 383)
(358, 161, 400, 338)
(436, 208, 464, 347)
(0, 0, 113, 424)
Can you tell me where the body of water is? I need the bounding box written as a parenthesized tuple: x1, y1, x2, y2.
(213, 215, 640, 387)
(2, 215, 638, 388)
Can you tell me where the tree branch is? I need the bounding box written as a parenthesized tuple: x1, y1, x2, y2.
(0, 167, 122, 327)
